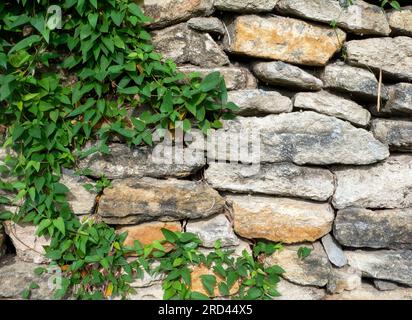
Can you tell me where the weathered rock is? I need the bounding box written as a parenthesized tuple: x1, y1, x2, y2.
(387, 7, 412, 36)
(0, 256, 55, 299)
(98, 177, 225, 224)
(228, 89, 293, 116)
(334, 207, 412, 249)
(345, 37, 412, 81)
(322, 62, 389, 101)
(371, 119, 412, 152)
(191, 112, 389, 165)
(384, 83, 412, 115)
(142, 0, 214, 28)
(325, 282, 412, 300)
(327, 266, 362, 294)
(294, 91, 371, 126)
(214, 0, 278, 12)
(177, 65, 257, 90)
(3, 222, 49, 264)
(333, 155, 412, 209)
(130, 263, 164, 289)
(0, 225, 5, 258)
(228, 195, 335, 243)
(321, 234, 348, 268)
(205, 162, 335, 201)
(152, 23, 229, 68)
(128, 283, 164, 300)
(374, 279, 402, 291)
(117, 222, 181, 251)
(187, 17, 225, 35)
(346, 250, 412, 286)
(77, 143, 204, 180)
(224, 15, 346, 66)
(252, 61, 323, 91)
(265, 243, 332, 287)
(186, 214, 239, 248)
(274, 279, 326, 300)
(275, 0, 390, 36)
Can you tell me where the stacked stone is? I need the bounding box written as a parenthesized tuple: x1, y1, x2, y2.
(1, 0, 412, 300)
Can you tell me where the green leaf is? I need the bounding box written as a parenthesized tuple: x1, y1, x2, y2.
(161, 228, 178, 243)
(110, 11, 124, 26)
(200, 275, 216, 296)
(37, 219, 52, 235)
(53, 217, 66, 236)
(21, 289, 31, 299)
(246, 287, 262, 300)
(88, 13, 99, 28)
(199, 72, 222, 92)
(54, 183, 69, 194)
(9, 35, 41, 54)
(298, 247, 312, 260)
(190, 292, 210, 300)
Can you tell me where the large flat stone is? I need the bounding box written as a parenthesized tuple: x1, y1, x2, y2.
(187, 17, 225, 35)
(325, 283, 412, 300)
(98, 177, 225, 224)
(294, 91, 371, 127)
(346, 250, 412, 286)
(333, 155, 412, 209)
(345, 37, 412, 82)
(228, 195, 335, 243)
(275, 0, 390, 36)
(334, 207, 412, 249)
(205, 162, 335, 201)
(214, 0, 278, 12)
(371, 119, 412, 152)
(387, 6, 412, 36)
(224, 15, 346, 66)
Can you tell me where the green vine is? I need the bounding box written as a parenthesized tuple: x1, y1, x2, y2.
(0, 0, 283, 300)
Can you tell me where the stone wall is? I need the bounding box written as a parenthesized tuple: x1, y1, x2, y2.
(1, 0, 412, 300)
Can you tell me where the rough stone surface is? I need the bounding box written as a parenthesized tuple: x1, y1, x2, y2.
(384, 83, 412, 114)
(205, 162, 335, 201)
(186, 214, 239, 248)
(265, 243, 332, 287)
(191, 112, 389, 165)
(294, 91, 371, 126)
(275, 279, 326, 300)
(346, 250, 412, 286)
(0, 226, 5, 258)
(3, 222, 49, 264)
(128, 283, 164, 300)
(321, 234, 348, 268)
(334, 207, 412, 249)
(224, 15, 346, 66)
(78, 143, 204, 180)
(177, 65, 257, 90)
(228, 195, 335, 243)
(187, 17, 225, 34)
(345, 37, 412, 81)
(142, 0, 214, 28)
(322, 62, 389, 101)
(214, 0, 278, 12)
(252, 61, 323, 91)
(333, 155, 412, 209)
(325, 283, 412, 300)
(0, 256, 54, 299)
(374, 279, 402, 291)
(152, 23, 229, 67)
(327, 266, 362, 294)
(387, 7, 412, 36)
(228, 89, 293, 116)
(98, 177, 225, 224)
(275, 0, 391, 36)
(371, 119, 412, 152)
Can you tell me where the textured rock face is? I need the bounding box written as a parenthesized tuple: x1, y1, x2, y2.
(346, 250, 412, 286)
(187, 17, 225, 34)
(224, 15, 346, 66)
(265, 243, 332, 286)
(60, 172, 96, 215)
(142, 0, 214, 28)
(0, 257, 54, 299)
(186, 215, 239, 248)
(228, 89, 293, 116)
(275, 0, 391, 36)
(177, 66, 257, 90)
(98, 177, 225, 224)
(384, 83, 412, 114)
(152, 23, 229, 67)
(334, 208, 412, 249)
(3, 222, 49, 264)
(205, 162, 335, 201)
(321, 234, 348, 268)
(252, 61, 323, 91)
(294, 91, 371, 126)
(228, 195, 335, 243)
(214, 0, 278, 12)
(326, 283, 412, 300)
(78, 143, 204, 180)
(387, 7, 412, 36)
(333, 155, 412, 209)
(275, 280, 326, 300)
(371, 119, 412, 152)
(128, 284, 164, 300)
(374, 279, 401, 291)
(322, 62, 388, 101)
(0, 226, 5, 258)
(345, 37, 412, 81)
(327, 266, 362, 294)
(193, 112, 389, 165)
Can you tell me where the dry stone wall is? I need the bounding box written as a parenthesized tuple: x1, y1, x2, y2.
(1, 0, 412, 300)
